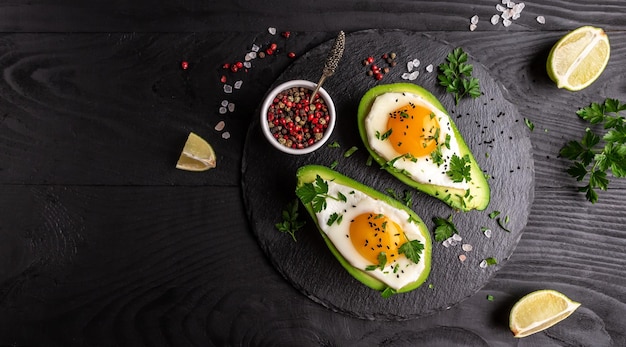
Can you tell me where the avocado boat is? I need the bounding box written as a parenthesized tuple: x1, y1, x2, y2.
(296, 165, 431, 296)
(357, 83, 490, 211)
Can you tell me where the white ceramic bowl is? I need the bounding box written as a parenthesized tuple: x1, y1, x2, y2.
(260, 80, 336, 155)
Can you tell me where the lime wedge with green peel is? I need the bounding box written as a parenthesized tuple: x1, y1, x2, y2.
(509, 289, 581, 338)
(176, 132, 217, 171)
(547, 26, 610, 91)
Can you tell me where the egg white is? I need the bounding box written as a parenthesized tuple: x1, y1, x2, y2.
(315, 180, 427, 290)
(365, 92, 469, 190)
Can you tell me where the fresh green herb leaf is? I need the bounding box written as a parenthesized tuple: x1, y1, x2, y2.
(438, 47, 481, 105)
(366, 155, 373, 166)
(380, 129, 393, 141)
(329, 160, 339, 169)
(275, 199, 305, 241)
(366, 252, 387, 271)
(561, 98, 626, 203)
(485, 257, 498, 265)
(496, 217, 511, 232)
(524, 118, 535, 131)
(433, 214, 458, 242)
(488, 210, 501, 219)
(327, 212, 343, 226)
(295, 175, 347, 213)
(381, 287, 397, 298)
(398, 239, 425, 264)
(447, 154, 472, 183)
(343, 146, 359, 157)
(486, 294, 495, 301)
(327, 141, 341, 148)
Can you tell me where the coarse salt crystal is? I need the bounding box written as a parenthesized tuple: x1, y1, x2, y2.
(408, 71, 419, 80)
(426, 64, 434, 73)
(452, 234, 462, 242)
(496, 4, 506, 12)
(507, 0, 515, 8)
(251, 44, 260, 52)
(222, 131, 231, 139)
(462, 244, 473, 252)
(470, 24, 477, 31)
(234, 80, 243, 89)
(228, 103, 235, 112)
(219, 107, 227, 114)
(449, 239, 458, 247)
(268, 27, 277, 35)
(479, 260, 488, 268)
(459, 254, 467, 262)
(401, 72, 411, 80)
(512, 12, 521, 20)
(215, 120, 225, 131)
(223, 84, 233, 94)
(471, 15, 479, 24)
(407, 61, 414, 72)
(484, 228, 492, 238)
(536, 16, 545, 24)
(243, 61, 251, 69)
(503, 18, 512, 27)
(221, 100, 229, 107)
(501, 10, 512, 20)
(491, 14, 500, 25)
(443, 239, 451, 248)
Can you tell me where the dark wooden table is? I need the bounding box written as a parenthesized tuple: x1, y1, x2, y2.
(1, 1, 625, 346)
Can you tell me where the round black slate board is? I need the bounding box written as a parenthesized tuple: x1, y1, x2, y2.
(241, 29, 534, 320)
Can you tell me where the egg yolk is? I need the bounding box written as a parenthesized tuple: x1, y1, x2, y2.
(349, 213, 407, 266)
(386, 103, 440, 157)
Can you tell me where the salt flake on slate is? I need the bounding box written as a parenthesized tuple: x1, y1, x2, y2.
(268, 27, 277, 35)
(491, 14, 500, 25)
(243, 61, 252, 69)
(459, 254, 467, 262)
(462, 244, 473, 252)
(222, 131, 231, 139)
(496, 4, 506, 12)
(234, 80, 243, 89)
(426, 64, 434, 73)
(470, 24, 477, 32)
(224, 84, 233, 94)
(471, 15, 479, 24)
(479, 260, 488, 268)
(503, 18, 512, 27)
(221, 100, 229, 107)
(536, 15, 546, 24)
(215, 120, 225, 131)
(442, 239, 451, 248)
(228, 103, 236, 112)
(408, 71, 419, 80)
(484, 228, 492, 238)
(219, 107, 227, 114)
(452, 234, 462, 242)
(251, 44, 260, 52)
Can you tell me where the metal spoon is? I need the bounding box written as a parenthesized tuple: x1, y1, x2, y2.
(310, 31, 345, 104)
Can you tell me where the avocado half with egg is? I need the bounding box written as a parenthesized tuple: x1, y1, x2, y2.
(296, 165, 431, 296)
(357, 83, 490, 211)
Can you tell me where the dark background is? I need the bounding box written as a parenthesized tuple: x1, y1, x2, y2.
(1, 1, 625, 346)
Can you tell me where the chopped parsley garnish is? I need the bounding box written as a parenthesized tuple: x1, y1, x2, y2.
(296, 175, 347, 213)
(385, 188, 413, 207)
(447, 154, 472, 183)
(365, 251, 387, 271)
(381, 287, 397, 298)
(343, 146, 359, 157)
(524, 118, 535, 131)
(438, 47, 481, 105)
(433, 214, 458, 242)
(485, 257, 498, 265)
(275, 199, 305, 241)
(327, 212, 343, 226)
(327, 141, 341, 148)
(376, 129, 393, 141)
(560, 98, 626, 203)
(488, 210, 501, 219)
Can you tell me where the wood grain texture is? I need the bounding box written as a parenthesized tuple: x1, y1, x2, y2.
(0, 0, 625, 346)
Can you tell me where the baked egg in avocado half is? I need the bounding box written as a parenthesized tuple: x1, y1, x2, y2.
(357, 83, 490, 211)
(296, 165, 431, 297)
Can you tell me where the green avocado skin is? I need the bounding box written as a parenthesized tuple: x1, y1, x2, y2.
(357, 83, 490, 211)
(296, 165, 432, 294)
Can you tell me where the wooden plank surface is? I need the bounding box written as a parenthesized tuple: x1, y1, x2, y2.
(1, 0, 625, 346)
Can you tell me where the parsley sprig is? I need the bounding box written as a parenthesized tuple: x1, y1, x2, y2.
(438, 47, 481, 105)
(296, 175, 347, 212)
(433, 214, 458, 242)
(447, 154, 472, 183)
(560, 98, 626, 203)
(398, 239, 425, 263)
(275, 199, 305, 241)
